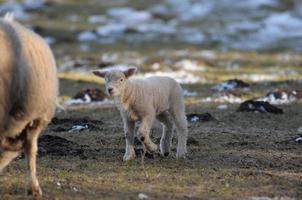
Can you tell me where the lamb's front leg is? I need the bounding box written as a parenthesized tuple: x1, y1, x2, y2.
(123, 118, 136, 161)
(138, 114, 158, 153)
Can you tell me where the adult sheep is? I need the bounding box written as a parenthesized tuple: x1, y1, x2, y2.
(93, 67, 187, 161)
(0, 14, 58, 197)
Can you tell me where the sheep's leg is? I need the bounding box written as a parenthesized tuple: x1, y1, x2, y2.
(157, 111, 174, 157)
(0, 150, 21, 172)
(171, 106, 188, 158)
(138, 114, 158, 153)
(24, 119, 45, 197)
(0, 135, 26, 171)
(123, 118, 136, 161)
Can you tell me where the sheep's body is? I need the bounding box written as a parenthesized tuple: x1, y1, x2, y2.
(0, 16, 58, 197)
(114, 76, 188, 160)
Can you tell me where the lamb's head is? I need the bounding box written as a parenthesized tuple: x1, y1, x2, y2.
(92, 67, 137, 96)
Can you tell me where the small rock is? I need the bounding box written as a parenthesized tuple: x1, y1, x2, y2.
(237, 100, 283, 114)
(186, 112, 216, 123)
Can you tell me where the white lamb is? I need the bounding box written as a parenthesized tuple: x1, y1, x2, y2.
(93, 67, 188, 161)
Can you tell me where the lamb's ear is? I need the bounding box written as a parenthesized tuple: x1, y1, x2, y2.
(92, 70, 107, 78)
(123, 67, 137, 78)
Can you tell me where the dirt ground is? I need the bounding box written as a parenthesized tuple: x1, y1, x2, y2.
(0, 79, 301, 200)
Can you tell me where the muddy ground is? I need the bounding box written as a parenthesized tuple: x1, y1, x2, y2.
(0, 79, 301, 200)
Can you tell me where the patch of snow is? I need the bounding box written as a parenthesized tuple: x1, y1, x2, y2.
(217, 104, 228, 110)
(242, 74, 279, 82)
(23, 0, 45, 10)
(164, 0, 215, 21)
(183, 89, 198, 97)
(178, 27, 204, 43)
(96, 23, 127, 37)
(78, 31, 97, 41)
(108, 7, 152, 25)
(218, 94, 243, 103)
(174, 59, 205, 71)
(295, 137, 302, 142)
(44, 36, 56, 45)
(200, 50, 217, 60)
(139, 70, 205, 84)
(67, 14, 80, 22)
(64, 98, 113, 106)
(69, 125, 88, 132)
(190, 116, 199, 122)
(88, 15, 106, 24)
(138, 193, 149, 200)
(0, 1, 29, 20)
(101, 64, 137, 72)
(201, 95, 243, 103)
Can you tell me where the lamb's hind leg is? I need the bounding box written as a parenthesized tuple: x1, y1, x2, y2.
(24, 119, 46, 197)
(170, 105, 188, 158)
(157, 111, 173, 157)
(138, 114, 158, 153)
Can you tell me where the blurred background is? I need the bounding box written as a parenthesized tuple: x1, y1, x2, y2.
(0, 0, 301, 104)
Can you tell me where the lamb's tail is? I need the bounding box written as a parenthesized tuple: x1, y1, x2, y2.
(3, 12, 14, 22)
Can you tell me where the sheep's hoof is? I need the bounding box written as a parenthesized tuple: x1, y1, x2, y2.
(176, 152, 187, 159)
(28, 186, 42, 198)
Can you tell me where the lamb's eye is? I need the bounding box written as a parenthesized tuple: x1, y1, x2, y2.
(120, 78, 123, 82)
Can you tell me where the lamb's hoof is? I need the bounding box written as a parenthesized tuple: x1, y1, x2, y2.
(123, 152, 136, 161)
(176, 151, 187, 159)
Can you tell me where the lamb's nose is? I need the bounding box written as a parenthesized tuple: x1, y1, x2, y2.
(108, 87, 113, 94)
